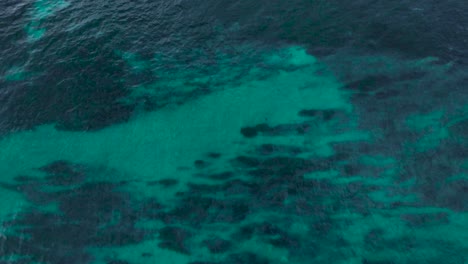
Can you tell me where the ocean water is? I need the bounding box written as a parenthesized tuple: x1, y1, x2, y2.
(0, 0, 467, 263)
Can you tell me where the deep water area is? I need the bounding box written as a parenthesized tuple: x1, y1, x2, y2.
(0, 0, 467, 263)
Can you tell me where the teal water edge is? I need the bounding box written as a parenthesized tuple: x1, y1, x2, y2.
(0, 0, 467, 263)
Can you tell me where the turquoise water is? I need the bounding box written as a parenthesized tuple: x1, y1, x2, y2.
(0, 0, 467, 263)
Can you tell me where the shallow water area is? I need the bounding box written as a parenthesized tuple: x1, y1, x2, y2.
(0, 0, 467, 263)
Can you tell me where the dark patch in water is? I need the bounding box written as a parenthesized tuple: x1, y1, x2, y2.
(298, 109, 341, 121)
(362, 260, 396, 264)
(204, 171, 234, 180)
(240, 123, 271, 138)
(375, 89, 400, 100)
(227, 252, 270, 264)
(0, 161, 148, 264)
(188, 262, 221, 264)
(158, 226, 192, 255)
(1, 39, 135, 132)
(39, 161, 86, 186)
(160, 195, 250, 226)
(222, 179, 257, 196)
(231, 225, 256, 241)
(344, 75, 392, 92)
(241, 123, 311, 138)
(207, 152, 222, 159)
(232, 156, 262, 168)
(202, 237, 232, 253)
(147, 178, 179, 187)
(268, 234, 300, 248)
(401, 212, 449, 227)
(364, 228, 386, 250)
(140, 198, 165, 218)
(13, 175, 40, 182)
(449, 119, 468, 139)
(255, 144, 302, 155)
(194, 159, 208, 169)
(107, 260, 131, 264)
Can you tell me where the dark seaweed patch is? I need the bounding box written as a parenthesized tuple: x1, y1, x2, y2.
(226, 252, 269, 264)
(202, 237, 232, 253)
(39, 160, 85, 186)
(255, 144, 302, 155)
(0, 161, 147, 264)
(158, 226, 192, 254)
(140, 198, 165, 218)
(1, 39, 134, 132)
(188, 262, 221, 264)
(160, 195, 249, 226)
(232, 156, 261, 168)
(256, 144, 277, 155)
(449, 119, 468, 139)
(398, 71, 427, 81)
(362, 260, 396, 264)
(207, 152, 222, 159)
(221, 179, 257, 196)
(232, 156, 330, 177)
(252, 156, 329, 179)
(343, 164, 360, 175)
(344, 75, 392, 92)
(204, 171, 234, 180)
(186, 183, 221, 193)
(189, 253, 270, 264)
(240, 123, 270, 138)
(268, 234, 300, 248)
(401, 212, 449, 227)
(194, 160, 208, 169)
(231, 222, 295, 246)
(231, 225, 255, 241)
(141, 252, 153, 257)
(298, 109, 340, 121)
(240, 122, 310, 138)
(298, 109, 320, 117)
(107, 260, 131, 264)
(13, 175, 40, 182)
(364, 228, 386, 251)
(39, 160, 80, 175)
(147, 178, 178, 187)
(375, 89, 400, 100)
(240, 127, 260, 138)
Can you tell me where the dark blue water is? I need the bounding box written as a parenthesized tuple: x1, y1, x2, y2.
(0, 1, 467, 263)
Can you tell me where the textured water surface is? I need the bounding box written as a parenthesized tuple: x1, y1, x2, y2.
(0, 0, 467, 263)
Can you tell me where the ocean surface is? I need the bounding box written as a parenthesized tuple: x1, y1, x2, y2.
(0, 0, 467, 263)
